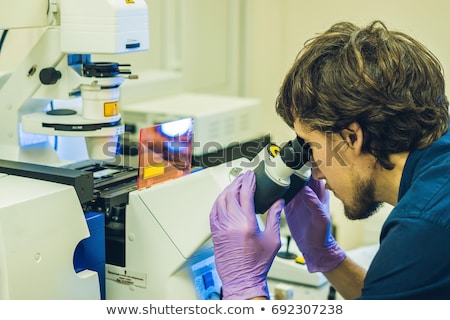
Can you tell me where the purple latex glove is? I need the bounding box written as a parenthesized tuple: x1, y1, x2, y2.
(284, 178, 346, 273)
(210, 170, 284, 300)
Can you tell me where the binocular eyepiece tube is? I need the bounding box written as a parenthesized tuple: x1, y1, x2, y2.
(253, 137, 312, 214)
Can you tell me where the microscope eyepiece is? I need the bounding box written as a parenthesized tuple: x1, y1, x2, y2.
(252, 136, 312, 214)
(279, 137, 311, 170)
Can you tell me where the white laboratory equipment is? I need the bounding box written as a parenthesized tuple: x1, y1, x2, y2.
(0, 0, 331, 301)
(0, 0, 149, 299)
(0, 173, 100, 299)
(0, 0, 149, 165)
(120, 92, 270, 167)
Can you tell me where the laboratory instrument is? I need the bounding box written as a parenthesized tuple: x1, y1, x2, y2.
(0, 0, 148, 165)
(0, 0, 325, 300)
(252, 136, 312, 214)
(120, 93, 270, 167)
(231, 137, 328, 287)
(0, 0, 149, 299)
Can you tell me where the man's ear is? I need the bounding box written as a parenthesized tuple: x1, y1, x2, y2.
(342, 122, 363, 155)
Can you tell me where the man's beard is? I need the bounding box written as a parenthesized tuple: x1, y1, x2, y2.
(343, 174, 383, 220)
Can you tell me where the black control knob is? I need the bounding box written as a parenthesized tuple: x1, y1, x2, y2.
(39, 67, 62, 85)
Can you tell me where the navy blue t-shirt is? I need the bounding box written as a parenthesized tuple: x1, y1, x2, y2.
(359, 125, 450, 299)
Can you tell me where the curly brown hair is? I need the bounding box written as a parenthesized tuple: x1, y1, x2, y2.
(276, 20, 449, 170)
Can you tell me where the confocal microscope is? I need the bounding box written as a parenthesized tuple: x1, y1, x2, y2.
(0, 0, 325, 300)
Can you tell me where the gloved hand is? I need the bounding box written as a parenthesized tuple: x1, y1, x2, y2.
(210, 170, 284, 300)
(284, 178, 346, 273)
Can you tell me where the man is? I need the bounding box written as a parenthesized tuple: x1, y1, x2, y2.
(209, 20, 450, 299)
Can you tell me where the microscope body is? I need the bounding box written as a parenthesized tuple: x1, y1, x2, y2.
(253, 138, 311, 214)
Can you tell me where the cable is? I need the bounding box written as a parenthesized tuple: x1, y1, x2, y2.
(0, 29, 9, 54)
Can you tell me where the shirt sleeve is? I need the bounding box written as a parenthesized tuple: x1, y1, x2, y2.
(358, 216, 450, 299)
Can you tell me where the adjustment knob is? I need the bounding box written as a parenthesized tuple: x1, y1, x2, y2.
(39, 67, 62, 85)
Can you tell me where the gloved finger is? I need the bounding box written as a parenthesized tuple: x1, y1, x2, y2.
(209, 198, 219, 229)
(302, 186, 330, 220)
(301, 185, 322, 209)
(283, 182, 311, 215)
(211, 173, 245, 227)
(210, 193, 232, 232)
(239, 171, 257, 219)
(224, 172, 245, 199)
(283, 185, 303, 212)
(307, 178, 328, 203)
(212, 192, 247, 234)
(217, 173, 244, 214)
(265, 198, 284, 236)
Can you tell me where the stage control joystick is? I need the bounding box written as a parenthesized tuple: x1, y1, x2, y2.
(277, 235, 297, 259)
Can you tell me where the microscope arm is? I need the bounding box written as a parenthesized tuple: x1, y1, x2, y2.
(0, 0, 149, 163)
(0, 27, 66, 156)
